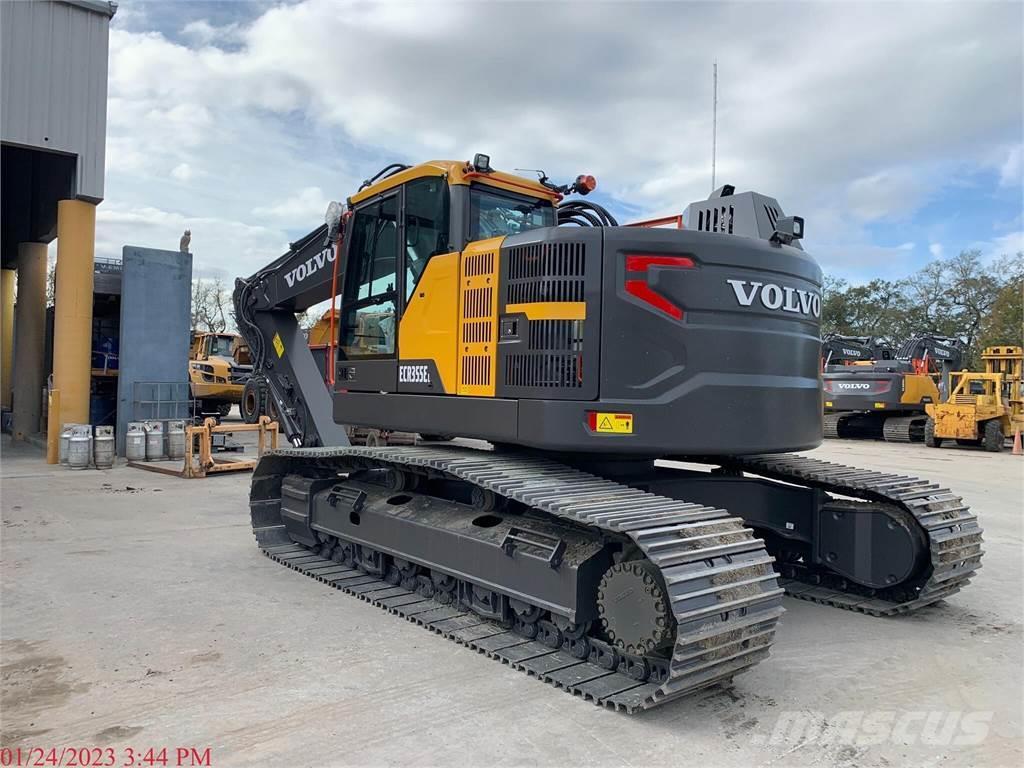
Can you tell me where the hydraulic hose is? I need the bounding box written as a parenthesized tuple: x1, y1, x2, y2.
(557, 200, 619, 227)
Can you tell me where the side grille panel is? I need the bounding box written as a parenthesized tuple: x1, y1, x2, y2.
(497, 230, 601, 402)
(458, 241, 501, 396)
(505, 319, 584, 390)
(506, 241, 586, 304)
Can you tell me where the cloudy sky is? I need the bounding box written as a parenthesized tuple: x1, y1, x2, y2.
(97, 0, 1023, 284)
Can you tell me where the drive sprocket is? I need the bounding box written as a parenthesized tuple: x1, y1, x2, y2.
(598, 560, 674, 656)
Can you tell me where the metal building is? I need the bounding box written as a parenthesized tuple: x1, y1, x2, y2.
(1, 0, 116, 452)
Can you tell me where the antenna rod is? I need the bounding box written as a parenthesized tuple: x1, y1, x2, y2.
(711, 59, 718, 193)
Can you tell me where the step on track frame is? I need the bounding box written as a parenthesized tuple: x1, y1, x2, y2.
(251, 445, 786, 713)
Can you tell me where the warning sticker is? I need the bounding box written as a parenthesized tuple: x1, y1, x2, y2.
(273, 332, 285, 358)
(594, 412, 633, 434)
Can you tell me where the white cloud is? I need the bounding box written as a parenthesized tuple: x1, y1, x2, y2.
(990, 231, 1024, 256)
(815, 242, 923, 283)
(930, 243, 944, 258)
(253, 187, 330, 222)
(1000, 145, 1022, 187)
(170, 163, 194, 181)
(99, 0, 1023, 282)
(846, 169, 931, 222)
(95, 202, 288, 280)
(964, 230, 1024, 261)
(180, 19, 243, 48)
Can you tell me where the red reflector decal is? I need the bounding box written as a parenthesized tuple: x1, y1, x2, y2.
(625, 254, 695, 273)
(625, 279, 683, 320)
(623, 254, 692, 320)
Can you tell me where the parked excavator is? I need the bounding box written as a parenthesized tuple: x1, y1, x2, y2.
(234, 158, 981, 712)
(823, 333, 964, 442)
(821, 333, 894, 369)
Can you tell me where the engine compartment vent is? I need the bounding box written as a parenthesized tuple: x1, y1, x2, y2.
(504, 319, 584, 390)
(506, 241, 585, 304)
(696, 205, 735, 233)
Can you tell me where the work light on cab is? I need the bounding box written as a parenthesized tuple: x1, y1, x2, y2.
(574, 174, 597, 195)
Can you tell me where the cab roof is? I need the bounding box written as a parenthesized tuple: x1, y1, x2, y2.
(348, 160, 562, 206)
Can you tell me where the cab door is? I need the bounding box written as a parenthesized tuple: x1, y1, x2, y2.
(396, 176, 458, 394)
(336, 193, 401, 392)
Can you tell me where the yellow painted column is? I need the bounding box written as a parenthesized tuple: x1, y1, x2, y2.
(11, 243, 48, 440)
(51, 199, 97, 428)
(1, 268, 15, 409)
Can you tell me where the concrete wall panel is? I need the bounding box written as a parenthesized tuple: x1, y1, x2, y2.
(115, 247, 192, 453)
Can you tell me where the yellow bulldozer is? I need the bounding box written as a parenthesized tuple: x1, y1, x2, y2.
(925, 345, 1024, 451)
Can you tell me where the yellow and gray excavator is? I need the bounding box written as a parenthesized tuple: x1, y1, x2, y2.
(823, 333, 965, 442)
(233, 157, 982, 712)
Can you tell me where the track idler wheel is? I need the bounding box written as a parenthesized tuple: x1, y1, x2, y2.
(597, 560, 674, 657)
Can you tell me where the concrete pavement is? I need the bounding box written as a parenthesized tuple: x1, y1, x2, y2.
(2, 436, 1021, 767)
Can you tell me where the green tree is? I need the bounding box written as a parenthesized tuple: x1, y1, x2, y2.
(820, 249, 1020, 367)
(977, 252, 1023, 351)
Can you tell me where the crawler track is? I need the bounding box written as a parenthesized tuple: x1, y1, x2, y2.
(823, 412, 844, 439)
(251, 445, 785, 713)
(882, 415, 925, 443)
(722, 453, 983, 615)
(822, 412, 927, 443)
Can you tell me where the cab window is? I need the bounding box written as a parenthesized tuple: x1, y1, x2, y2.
(208, 335, 234, 357)
(404, 177, 450, 300)
(470, 185, 555, 240)
(339, 195, 399, 359)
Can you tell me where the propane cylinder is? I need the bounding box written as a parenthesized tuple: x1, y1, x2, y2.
(68, 424, 92, 470)
(59, 423, 77, 465)
(144, 420, 164, 461)
(126, 422, 146, 462)
(93, 425, 115, 469)
(167, 420, 186, 459)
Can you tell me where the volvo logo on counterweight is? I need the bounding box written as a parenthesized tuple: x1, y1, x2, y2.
(727, 279, 821, 318)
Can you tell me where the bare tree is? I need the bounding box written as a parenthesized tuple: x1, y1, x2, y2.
(191, 278, 231, 333)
